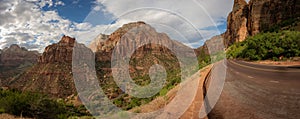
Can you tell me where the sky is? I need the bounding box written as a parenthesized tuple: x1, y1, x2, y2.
(0, 0, 238, 52)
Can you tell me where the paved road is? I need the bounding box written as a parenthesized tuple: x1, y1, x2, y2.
(206, 60, 300, 119)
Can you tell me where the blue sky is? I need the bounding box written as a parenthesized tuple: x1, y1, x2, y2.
(43, 0, 94, 23)
(42, 0, 111, 24)
(0, 0, 235, 51)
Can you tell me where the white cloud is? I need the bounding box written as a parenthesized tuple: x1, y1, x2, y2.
(72, 0, 80, 4)
(93, 6, 101, 11)
(0, 0, 235, 52)
(0, 0, 94, 51)
(54, 1, 65, 7)
(90, 0, 234, 47)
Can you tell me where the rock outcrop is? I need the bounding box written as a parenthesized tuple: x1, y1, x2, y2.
(224, 0, 300, 47)
(90, 22, 193, 101)
(89, 34, 109, 52)
(38, 35, 75, 63)
(9, 36, 88, 98)
(94, 21, 193, 61)
(224, 0, 249, 47)
(247, 0, 299, 35)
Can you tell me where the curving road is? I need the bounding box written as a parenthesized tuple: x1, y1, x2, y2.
(206, 60, 300, 119)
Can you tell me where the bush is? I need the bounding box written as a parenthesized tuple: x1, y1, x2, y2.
(0, 89, 90, 118)
(227, 31, 300, 61)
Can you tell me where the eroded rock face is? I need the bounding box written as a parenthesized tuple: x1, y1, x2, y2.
(224, 0, 300, 47)
(224, 0, 249, 47)
(94, 21, 193, 61)
(247, 0, 299, 35)
(89, 34, 109, 52)
(38, 35, 75, 63)
(90, 22, 193, 102)
(9, 36, 94, 98)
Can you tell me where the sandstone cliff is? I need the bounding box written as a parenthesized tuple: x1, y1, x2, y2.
(90, 21, 193, 102)
(9, 36, 85, 98)
(224, 0, 300, 47)
(94, 21, 193, 76)
(94, 21, 192, 60)
(38, 35, 75, 63)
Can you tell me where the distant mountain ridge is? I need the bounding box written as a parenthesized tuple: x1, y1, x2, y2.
(0, 44, 39, 67)
(0, 44, 39, 87)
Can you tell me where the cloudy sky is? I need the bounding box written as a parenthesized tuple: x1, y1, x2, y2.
(0, 0, 239, 52)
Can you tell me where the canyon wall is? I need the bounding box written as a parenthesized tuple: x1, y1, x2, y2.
(224, 0, 300, 47)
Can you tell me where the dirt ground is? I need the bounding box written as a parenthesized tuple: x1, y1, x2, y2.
(250, 60, 300, 66)
(129, 65, 212, 119)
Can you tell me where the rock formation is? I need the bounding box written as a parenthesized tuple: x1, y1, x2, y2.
(224, 0, 249, 47)
(224, 0, 300, 47)
(89, 22, 193, 101)
(38, 35, 75, 63)
(9, 36, 87, 98)
(0, 44, 39, 67)
(93, 21, 193, 61)
(0, 44, 39, 86)
(89, 34, 109, 52)
(10, 22, 192, 98)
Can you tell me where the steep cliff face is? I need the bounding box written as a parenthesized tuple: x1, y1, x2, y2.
(9, 36, 85, 98)
(90, 22, 192, 102)
(94, 21, 192, 69)
(38, 36, 75, 63)
(224, 0, 300, 47)
(0, 45, 39, 86)
(89, 34, 109, 52)
(94, 21, 191, 60)
(224, 0, 249, 47)
(247, 0, 299, 35)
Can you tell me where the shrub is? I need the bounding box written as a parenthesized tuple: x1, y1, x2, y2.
(0, 89, 90, 118)
(227, 31, 300, 61)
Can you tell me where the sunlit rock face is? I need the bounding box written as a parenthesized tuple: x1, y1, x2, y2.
(224, 0, 300, 47)
(38, 35, 75, 63)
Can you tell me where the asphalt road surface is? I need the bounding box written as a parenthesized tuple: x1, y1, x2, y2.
(205, 60, 300, 119)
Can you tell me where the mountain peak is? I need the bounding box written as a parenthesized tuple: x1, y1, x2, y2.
(59, 35, 75, 44)
(39, 36, 75, 63)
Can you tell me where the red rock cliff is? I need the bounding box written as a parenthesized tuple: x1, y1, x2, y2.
(224, 0, 300, 47)
(38, 35, 75, 63)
